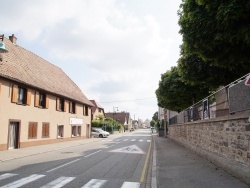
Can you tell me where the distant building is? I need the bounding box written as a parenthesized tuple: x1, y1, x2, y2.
(0, 34, 93, 151)
(90, 100, 105, 120)
(105, 111, 132, 131)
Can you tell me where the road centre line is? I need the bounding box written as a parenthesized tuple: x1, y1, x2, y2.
(46, 159, 80, 173)
(84, 150, 102, 158)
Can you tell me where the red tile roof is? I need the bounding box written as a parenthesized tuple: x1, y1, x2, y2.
(0, 36, 93, 106)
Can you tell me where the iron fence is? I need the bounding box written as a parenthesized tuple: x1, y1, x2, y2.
(169, 73, 250, 125)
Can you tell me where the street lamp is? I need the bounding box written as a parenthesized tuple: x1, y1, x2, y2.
(113, 107, 119, 133)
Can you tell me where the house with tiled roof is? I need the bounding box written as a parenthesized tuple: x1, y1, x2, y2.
(105, 111, 132, 131)
(90, 100, 105, 120)
(0, 34, 93, 151)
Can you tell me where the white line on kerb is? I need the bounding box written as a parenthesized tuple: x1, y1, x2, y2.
(46, 159, 80, 173)
(84, 150, 102, 158)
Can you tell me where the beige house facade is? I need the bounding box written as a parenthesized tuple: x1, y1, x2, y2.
(0, 34, 93, 151)
(90, 100, 105, 120)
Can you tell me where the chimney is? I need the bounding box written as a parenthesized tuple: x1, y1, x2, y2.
(9, 34, 17, 45)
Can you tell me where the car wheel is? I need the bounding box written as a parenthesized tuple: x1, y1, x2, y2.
(99, 134, 103, 138)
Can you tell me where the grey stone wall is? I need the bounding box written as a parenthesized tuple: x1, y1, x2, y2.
(168, 111, 250, 184)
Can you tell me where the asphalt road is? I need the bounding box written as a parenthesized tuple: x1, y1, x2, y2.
(0, 130, 152, 188)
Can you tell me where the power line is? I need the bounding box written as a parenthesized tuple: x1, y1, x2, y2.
(99, 97, 156, 103)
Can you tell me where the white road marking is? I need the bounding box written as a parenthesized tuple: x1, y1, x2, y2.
(81, 179, 107, 188)
(0, 173, 17, 181)
(147, 140, 151, 142)
(131, 139, 136, 141)
(115, 139, 121, 141)
(0, 174, 45, 188)
(139, 139, 143, 142)
(40, 176, 75, 188)
(106, 145, 114, 148)
(123, 139, 128, 141)
(109, 145, 145, 154)
(46, 159, 80, 172)
(84, 150, 102, 158)
(121, 182, 140, 188)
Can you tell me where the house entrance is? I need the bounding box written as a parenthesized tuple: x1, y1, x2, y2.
(8, 122, 20, 149)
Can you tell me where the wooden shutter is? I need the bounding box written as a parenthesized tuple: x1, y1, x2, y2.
(42, 123, 45, 137)
(45, 95, 49, 109)
(11, 84, 18, 103)
(56, 98, 60, 111)
(63, 100, 67, 112)
(69, 102, 72, 113)
(46, 124, 49, 137)
(75, 103, 77, 114)
(26, 89, 31, 105)
(34, 91, 39, 107)
(33, 123, 37, 138)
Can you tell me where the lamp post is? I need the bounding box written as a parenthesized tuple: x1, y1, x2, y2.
(113, 107, 118, 133)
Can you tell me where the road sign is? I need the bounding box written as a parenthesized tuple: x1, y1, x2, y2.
(109, 145, 145, 154)
(245, 76, 250, 86)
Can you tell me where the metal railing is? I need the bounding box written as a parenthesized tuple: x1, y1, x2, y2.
(169, 73, 250, 125)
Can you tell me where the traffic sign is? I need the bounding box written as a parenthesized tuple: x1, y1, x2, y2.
(109, 145, 145, 154)
(245, 76, 250, 86)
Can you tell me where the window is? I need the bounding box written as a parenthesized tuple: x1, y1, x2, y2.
(28, 122, 37, 139)
(56, 98, 66, 112)
(72, 125, 81, 137)
(35, 92, 49, 108)
(58, 125, 64, 138)
(69, 102, 76, 114)
(98, 108, 102, 113)
(12, 85, 31, 105)
(42, 123, 50, 138)
(84, 106, 88, 116)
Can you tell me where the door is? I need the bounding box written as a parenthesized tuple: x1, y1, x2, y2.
(8, 122, 19, 149)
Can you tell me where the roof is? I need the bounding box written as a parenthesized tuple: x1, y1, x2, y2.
(0, 35, 93, 106)
(90, 100, 104, 114)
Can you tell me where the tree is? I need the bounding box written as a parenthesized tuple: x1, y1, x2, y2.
(150, 120, 156, 127)
(177, 50, 239, 89)
(152, 111, 159, 121)
(178, 0, 250, 77)
(155, 66, 209, 112)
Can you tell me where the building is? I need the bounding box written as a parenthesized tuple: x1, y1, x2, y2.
(90, 100, 105, 120)
(105, 111, 132, 131)
(0, 34, 93, 151)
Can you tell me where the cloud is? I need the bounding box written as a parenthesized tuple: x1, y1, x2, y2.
(0, 0, 182, 120)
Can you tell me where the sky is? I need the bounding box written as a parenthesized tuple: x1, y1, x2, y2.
(0, 0, 182, 121)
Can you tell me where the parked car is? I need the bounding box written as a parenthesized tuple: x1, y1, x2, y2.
(130, 127, 135, 132)
(91, 128, 109, 138)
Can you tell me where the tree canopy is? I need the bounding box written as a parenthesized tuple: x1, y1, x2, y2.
(155, 67, 209, 112)
(178, 0, 250, 78)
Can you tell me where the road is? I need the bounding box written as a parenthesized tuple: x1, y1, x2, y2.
(0, 130, 152, 188)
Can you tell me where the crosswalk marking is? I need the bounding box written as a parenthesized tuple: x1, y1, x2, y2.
(131, 139, 136, 141)
(40, 176, 75, 188)
(147, 140, 151, 142)
(81, 179, 107, 188)
(123, 139, 128, 141)
(0, 174, 45, 188)
(121, 182, 140, 188)
(0, 174, 140, 188)
(0, 174, 17, 181)
(139, 139, 143, 142)
(115, 139, 121, 141)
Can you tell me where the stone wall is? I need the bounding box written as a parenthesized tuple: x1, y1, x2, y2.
(168, 110, 250, 184)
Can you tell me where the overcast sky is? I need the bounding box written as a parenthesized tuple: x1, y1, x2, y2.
(0, 0, 182, 121)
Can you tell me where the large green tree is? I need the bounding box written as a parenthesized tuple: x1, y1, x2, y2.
(178, 0, 250, 77)
(155, 66, 209, 112)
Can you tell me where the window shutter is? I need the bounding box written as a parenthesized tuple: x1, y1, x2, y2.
(0, 82, 1, 94)
(56, 98, 60, 111)
(64, 100, 67, 112)
(35, 91, 39, 107)
(45, 95, 49, 109)
(11, 85, 18, 103)
(42, 124, 45, 137)
(26, 89, 31, 105)
(69, 102, 72, 113)
(75, 104, 77, 114)
(32, 123, 37, 138)
(46, 124, 49, 137)
(28, 123, 33, 138)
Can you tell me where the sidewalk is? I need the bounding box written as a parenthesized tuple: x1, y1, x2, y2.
(153, 135, 249, 188)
